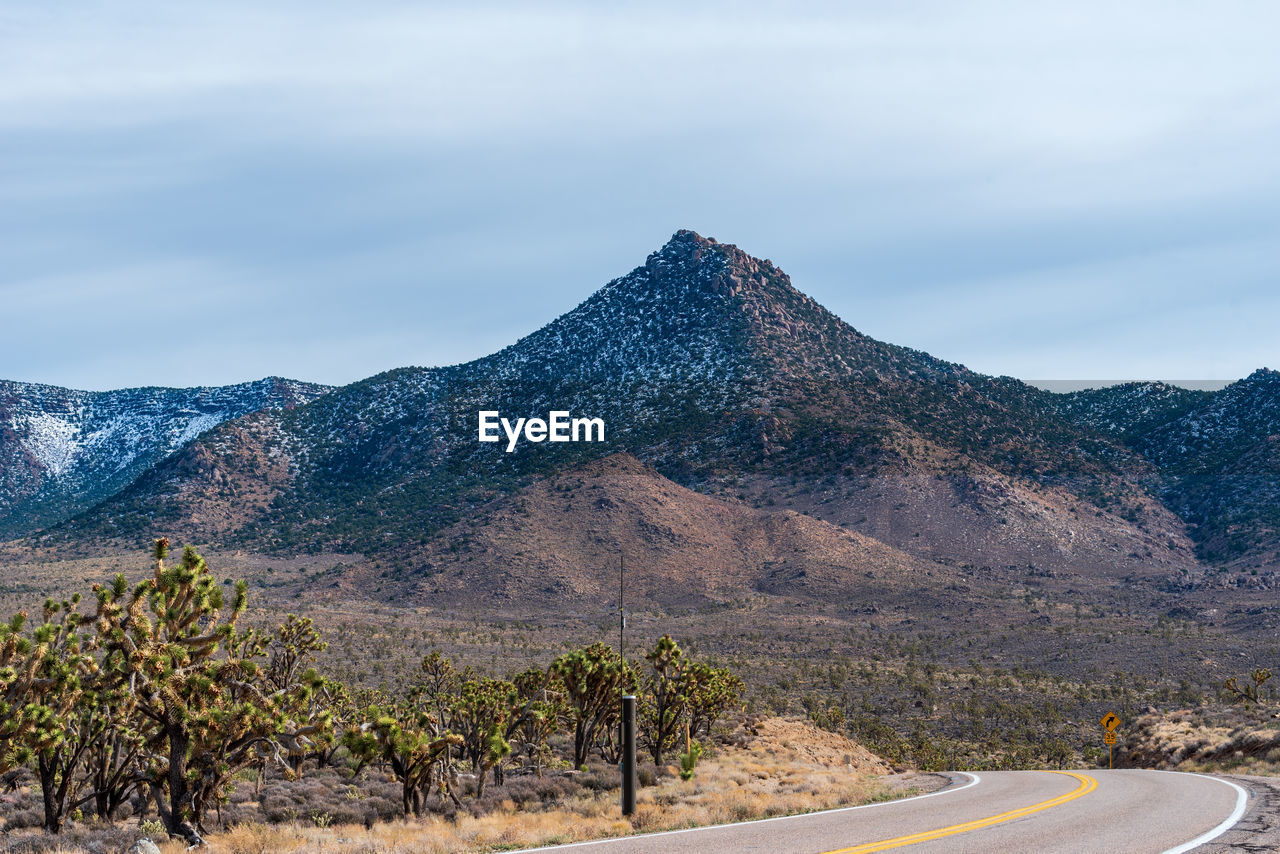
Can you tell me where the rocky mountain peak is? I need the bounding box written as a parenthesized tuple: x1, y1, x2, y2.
(640, 229, 791, 301)
(646, 229, 719, 269)
(1199, 367, 1280, 425)
(1241, 367, 1279, 387)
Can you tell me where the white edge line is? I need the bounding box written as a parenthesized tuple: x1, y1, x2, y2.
(1155, 771, 1249, 854)
(503, 771, 981, 853)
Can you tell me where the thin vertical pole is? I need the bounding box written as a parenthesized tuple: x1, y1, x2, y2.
(618, 554, 635, 817)
(621, 695, 636, 816)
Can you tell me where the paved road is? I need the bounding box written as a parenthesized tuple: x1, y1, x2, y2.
(515, 770, 1248, 854)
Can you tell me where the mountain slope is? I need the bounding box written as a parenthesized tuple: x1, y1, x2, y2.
(1057, 372, 1280, 566)
(400, 453, 972, 611)
(0, 376, 329, 537)
(1056, 382, 1212, 443)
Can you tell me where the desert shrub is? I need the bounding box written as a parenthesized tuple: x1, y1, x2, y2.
(637, 764, 658, 787)
(499, 774, 577, 806)
(207, 801, 256, 829)
(360, 777, 404, 805)
(259, 792, 301, 824)
(312, 801, 364, 826)
(1, 805, 44, 831)
(228, 782, 258, 805)
(0, 837, 61, 854)
(360, 795, 403, 825)
(258, 772, 355, 824)
(462, 788, 513, 818)
(0, 790, 43, 830)
(464, 774, 578, 816)
(572, 761, 619, 793)
(0, 823, 150, 854)
(138, 819, 166, 836)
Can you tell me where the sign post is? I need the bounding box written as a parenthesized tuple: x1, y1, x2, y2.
(621, 695, 637, 816)
(619, 555, 635, 817)
(1100, 712, 1121, 769)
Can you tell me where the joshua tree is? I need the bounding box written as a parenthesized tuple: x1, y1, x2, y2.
(686, 662, 745, 741)
(0, 599, 94, 778)
(641, 635, 698, 765)
(266, 614, 328, 691)
(78, 686, 147, 821)
(475, 724, 511, 798)
(510, 667, 564, 777)
(94, 539, 328, 844)
(1224, 668, 1273, 704)
(678, 724, 703, 781)
(267, 615, 334, 772)
(551, 642, 633, 768)
(0, 597, 97, 832)
(449, 676, 517, 778)
(417, 651, 460, 723)
(309, 678, 355, 768)
(344, 702, 462, 816)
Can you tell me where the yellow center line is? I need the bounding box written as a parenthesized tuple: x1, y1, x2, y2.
(821, 771, 1098, 854)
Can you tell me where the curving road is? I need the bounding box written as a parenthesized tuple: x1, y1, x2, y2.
(514, 770, 1249, 854)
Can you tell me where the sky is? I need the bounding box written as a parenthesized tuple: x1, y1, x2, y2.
(3, 2, 1278, 391)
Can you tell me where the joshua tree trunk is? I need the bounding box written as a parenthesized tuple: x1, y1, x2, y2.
(37, 742, 87, 833)
(38, 754, 65, 833)
(155, 730, 204, 846)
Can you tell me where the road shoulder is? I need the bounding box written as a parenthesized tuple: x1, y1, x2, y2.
(1196, 775, 1280, 852)
(880, 771, 954, 797)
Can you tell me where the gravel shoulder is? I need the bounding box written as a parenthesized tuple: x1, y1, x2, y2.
(1195, 775, 1280, 853)
(880, 771, 954, 796)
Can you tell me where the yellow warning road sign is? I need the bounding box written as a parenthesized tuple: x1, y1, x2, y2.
(1104, 732, 1117, 746)
(1100, 712, 1121, 732)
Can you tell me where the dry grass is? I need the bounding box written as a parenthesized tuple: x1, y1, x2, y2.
(1125, 705, 1280, 774)
(194, 747, 897, 854)
(0, 719, 914, 854)
(204, 723, 903, 854)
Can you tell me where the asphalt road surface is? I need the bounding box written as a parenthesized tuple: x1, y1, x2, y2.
(514, 770, 1248, 854)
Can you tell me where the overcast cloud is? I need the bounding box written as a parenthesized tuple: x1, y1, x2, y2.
(2, 2, 1277, 390)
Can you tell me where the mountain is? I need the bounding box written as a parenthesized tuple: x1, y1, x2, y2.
(0, 376, 330, 538)
(1060, 371, 1280, 567)
(47, 230, 1204, 589)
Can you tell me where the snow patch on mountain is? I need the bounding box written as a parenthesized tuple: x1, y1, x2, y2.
(174, 413, 225, 448)
(20, 412, 81, 477)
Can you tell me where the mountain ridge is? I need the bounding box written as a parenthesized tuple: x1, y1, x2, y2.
(0, 375, 331, 538)
(5, 230, 1277, 586)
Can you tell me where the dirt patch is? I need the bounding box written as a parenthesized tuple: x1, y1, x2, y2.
(746, 717, 891, 774)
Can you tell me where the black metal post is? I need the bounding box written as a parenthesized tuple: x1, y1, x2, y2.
(621, 694, 636, 816)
